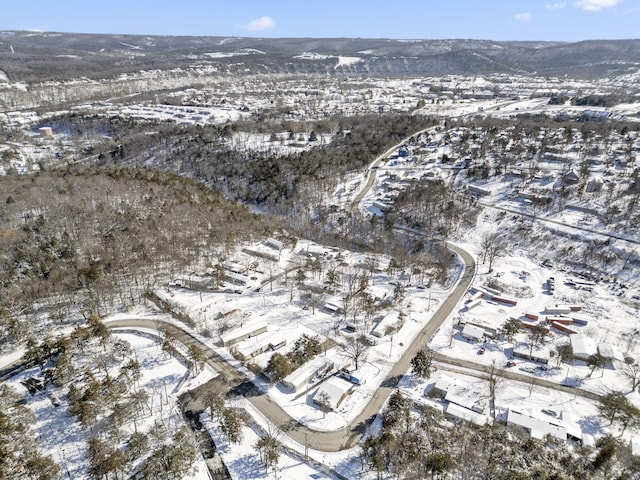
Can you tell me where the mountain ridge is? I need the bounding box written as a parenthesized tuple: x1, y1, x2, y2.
(0, 31, 639, 81)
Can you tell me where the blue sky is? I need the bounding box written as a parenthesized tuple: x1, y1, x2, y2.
(1, 0, 638, 42)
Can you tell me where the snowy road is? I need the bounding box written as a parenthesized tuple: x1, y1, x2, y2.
(104, 241, 475, 453)
(479, 200, 640, 246)
(104, 130, 483, 452)
(432, 352, 602, 402)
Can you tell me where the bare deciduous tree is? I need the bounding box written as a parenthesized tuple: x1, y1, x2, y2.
(341, 335, 369, 370)
(621, 358, 640, 392)
(480, 231, 507, 273)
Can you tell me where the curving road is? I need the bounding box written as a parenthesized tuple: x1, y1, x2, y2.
(106, 111, 603, 451)
(106, 242, 475, 452)
(103, 123, 484, 451)
(351, 128, 433, 211)
(105, 128, 481, 451)
(351, 99, 521, 212)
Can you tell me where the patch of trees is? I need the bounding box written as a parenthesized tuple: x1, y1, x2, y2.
(26, 316, 199, 479)
(571, 95, 617, 108)
(362, 390, 640, 479)
(55, 113, 421, 204)
(391, 179, 480, 239)
(410, 348, 434, 378)
(41, 113, 437, 229)
(0, 385, 61, 480)
(0, 167, 273, 354)
(254, 427, 283, 477)
(598, 391, 640, 435)
(548, 96, 569, 105)
(264, 334, 322, 382)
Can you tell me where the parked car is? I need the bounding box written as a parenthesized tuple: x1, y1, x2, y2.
(478, 347, 486, 355)
(505, 361, 517, 367)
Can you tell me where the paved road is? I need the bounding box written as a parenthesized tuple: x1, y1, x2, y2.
(351, 127, 434, 210)
(106, 241, 475, 452)
(103, 121, 499, 451)
(104, 107, 602, 451)
(433, 352, 602, 401)
(104, 145, 480, 452)
(479, 200, 640, 246)
(350, 99, 519, 211)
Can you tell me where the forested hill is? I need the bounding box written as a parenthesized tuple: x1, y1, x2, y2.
(0, 168, 274, 348)
(1, 31, 639, 81)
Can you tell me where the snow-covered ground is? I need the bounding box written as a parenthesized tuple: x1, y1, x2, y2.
(3, 71, 640, 477)
(108, 226, 640, 476)
(157, 240, 451, 432)
(4, 331, 213, 479)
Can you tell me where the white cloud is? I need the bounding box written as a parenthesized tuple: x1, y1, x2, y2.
(573, 0, 623, 11)
(242, 16, 276, 32)
(545, 1, 567, 8)
(515, 12, 532, 21)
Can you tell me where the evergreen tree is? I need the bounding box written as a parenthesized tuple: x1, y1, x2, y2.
(410, 349, 433, 379)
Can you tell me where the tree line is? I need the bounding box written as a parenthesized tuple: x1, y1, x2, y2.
(0, 167, 274, 355)
(362, 390, 640, 479)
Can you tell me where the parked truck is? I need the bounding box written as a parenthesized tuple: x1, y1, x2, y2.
(339, 367, 363, 385)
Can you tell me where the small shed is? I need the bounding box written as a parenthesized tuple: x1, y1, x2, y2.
(461, 324, 485, 342)
(39, 126, 53, 138)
